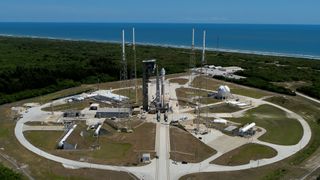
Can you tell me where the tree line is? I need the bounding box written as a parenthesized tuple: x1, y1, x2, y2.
(0, 36, 319, 104)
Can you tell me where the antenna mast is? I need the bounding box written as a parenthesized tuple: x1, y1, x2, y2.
(132, 28, 138, 104)
(120, 30, 131, 131)
(121, 29, 128, 81)
(189, 28, 196, 86)
(197, 30, 207, 134)
(201, 30, 206, 65)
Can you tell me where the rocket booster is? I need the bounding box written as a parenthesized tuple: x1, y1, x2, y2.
(160, 68, 166, 108)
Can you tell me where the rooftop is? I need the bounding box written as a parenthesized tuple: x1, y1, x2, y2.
(96, 107, 131, 113)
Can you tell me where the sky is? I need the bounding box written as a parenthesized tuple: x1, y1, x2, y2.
(0, 0, 319, 24)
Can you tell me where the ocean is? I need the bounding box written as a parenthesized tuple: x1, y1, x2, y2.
(0, 22, 320, 59)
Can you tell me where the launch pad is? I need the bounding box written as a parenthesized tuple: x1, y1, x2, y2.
(11, 28, 312, 180)
(142, 59, 170, 122)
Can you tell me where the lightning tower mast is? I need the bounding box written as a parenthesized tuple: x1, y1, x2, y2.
(121, 30, 128, 83)
(132, 28, 138, 104)
(197, 30, 207, 133)
(120, 30, 131, 130)
(189, 28, 196, 86)
(201, 30, 206, 65)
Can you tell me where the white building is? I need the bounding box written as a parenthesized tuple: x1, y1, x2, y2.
(141, 153, 151, 163)
(95, 108, 131, 118)
(92, 90, 128, 103)
(216, 85, 231, 99)
(89, 103, 99, 110)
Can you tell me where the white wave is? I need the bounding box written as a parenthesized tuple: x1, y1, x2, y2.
(1, 33, 319, 60)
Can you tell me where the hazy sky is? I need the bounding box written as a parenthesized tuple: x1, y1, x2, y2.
(0, 0, 319, 24)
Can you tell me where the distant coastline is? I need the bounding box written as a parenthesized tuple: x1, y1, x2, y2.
(1, 23, 320, 60)
(1, 33, 319, 60)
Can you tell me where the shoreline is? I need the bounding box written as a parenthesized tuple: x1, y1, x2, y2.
(1, 33, 320, 60)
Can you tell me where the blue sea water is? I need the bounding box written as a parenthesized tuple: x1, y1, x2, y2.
(0, 22, 320, 59)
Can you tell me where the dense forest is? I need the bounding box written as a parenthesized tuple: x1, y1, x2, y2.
(0, 36, 320, 104)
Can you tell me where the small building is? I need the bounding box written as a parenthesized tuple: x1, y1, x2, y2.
(212, 118, 227, 125)
(141, 153, 151, 164)
(95, 108, 131, 118)
(227, 100, 251, 108)
(92, 90, 128, 103)
(63, 111, 81, 118)
(89, 103, 99, 110)
(70, 95, 85, 102)
(238, 123, 256, 137)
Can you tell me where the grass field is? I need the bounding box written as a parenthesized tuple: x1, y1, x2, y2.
(228, 104, 303, 145)
(212, 143, 277, 166)
(265, 96, 320, 165)
(169, 78, 189, 85)
(42, 100, 90, 112)
(202, 103, 242, 113)
(0, 70, 318, 179)
(192, 76, 271, 99)
(273, 81, 311, 91)
(176, 88, 220, 106)
(24, 131, 64, 150)
(170, 127, 216, 163)
(180, 165, 289, 180)
(54, 142, 133, 165)
(0, 102, 135, 179)
(180, 95, 320, 180)
(33, 85, 94, 104)
(58, 122, 136, 165)
(24, 121, 155, 166)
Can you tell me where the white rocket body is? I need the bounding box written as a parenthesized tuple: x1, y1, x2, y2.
(160, 68, 166, 108)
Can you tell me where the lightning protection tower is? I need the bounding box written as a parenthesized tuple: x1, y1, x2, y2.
(189, 28, 196, 87)
(120, 30, 131, 130)
(132, 28, 138, 104)
(197, 30, 207, 133)
(120, 29, 128, 85)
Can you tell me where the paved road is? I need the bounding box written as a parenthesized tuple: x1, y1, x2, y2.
(14, 77, 312, 180)
(15, 105, 156, 180)
(295, 92, 320, 180)
(155, 123, 170, 180)
(23, 125, 64, 131)
(169, 97, 312, 180)
(297, 92, 320, 104)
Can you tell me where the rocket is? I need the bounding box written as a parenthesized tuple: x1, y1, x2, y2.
(160, 68, 166, 108)
(156, 65, 161, 108)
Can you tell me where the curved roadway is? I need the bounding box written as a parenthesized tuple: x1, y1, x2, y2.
(15, 78, 312, 180)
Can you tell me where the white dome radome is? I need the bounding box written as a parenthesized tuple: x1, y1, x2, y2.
(224, 86, 230, 93)
(218, 85, 230, 93)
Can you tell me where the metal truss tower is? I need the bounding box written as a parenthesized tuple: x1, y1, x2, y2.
(120, 30, 132, 130)
(120, 30, 128, 84)
(189, 28, 196, 85)
(132, 28, 138, 104)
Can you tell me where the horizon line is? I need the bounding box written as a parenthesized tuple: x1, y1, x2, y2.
(0, 21, 320, 26)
